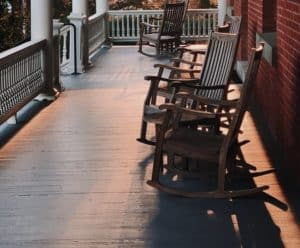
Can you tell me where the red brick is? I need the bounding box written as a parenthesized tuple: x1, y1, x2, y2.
(236, 0, 300, 177)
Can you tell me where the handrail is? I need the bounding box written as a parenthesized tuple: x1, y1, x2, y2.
(0, 39, 46, 68)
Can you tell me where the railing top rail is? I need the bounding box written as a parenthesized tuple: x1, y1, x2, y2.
(0, 39, 46, 68)
(89, 12, 106, 23)
(60, 25, 71, 33)
(108, 8, 217, 15)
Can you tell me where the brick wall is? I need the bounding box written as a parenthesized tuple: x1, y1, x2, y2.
(234, 0, 248, 60)
(245, 0, 300, 177)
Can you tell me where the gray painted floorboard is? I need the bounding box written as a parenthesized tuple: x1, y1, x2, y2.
(0, 46, 299, 248)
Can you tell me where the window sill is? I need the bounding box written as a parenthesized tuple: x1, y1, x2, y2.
(256, 32, 277, 66)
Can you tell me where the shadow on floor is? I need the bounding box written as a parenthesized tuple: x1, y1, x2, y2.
(250, 104, 300, 225)
(0, 100, 50, 148)
(130, 149, 288, 248)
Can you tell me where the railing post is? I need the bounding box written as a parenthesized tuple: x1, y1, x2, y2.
(96, 0, 110, 46)
(31, 0, 57, 96)
(53, 19, 64, 91)
(68, 0, 89, 73)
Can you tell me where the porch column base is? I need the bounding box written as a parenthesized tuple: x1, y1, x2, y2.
(68, 13, 89, 73)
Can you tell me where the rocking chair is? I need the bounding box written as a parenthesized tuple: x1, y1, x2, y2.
(147, 43, 267, 198)
(137, 32, 239, 145)
(155, 15, 242, 81)
(138, 0, 189, 57)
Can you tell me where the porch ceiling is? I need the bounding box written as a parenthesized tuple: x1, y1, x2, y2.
(0, 46, 299, 247)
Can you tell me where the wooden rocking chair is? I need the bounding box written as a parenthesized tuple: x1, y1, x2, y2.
(147, 43, 267, 198)
(138, 0, 189, 57)
(137, 32, 239, 145)
(173, 15, 242, 69)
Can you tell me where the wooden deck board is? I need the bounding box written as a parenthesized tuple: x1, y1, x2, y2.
(0, 46, 299, 247)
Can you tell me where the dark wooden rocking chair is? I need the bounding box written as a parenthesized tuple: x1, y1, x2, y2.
(137, 32, 239, 145)
(147, 43, 268, 198)
(138, 0, 189, 57)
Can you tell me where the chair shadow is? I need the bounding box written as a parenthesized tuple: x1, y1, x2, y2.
(133, 149, 288, 248)
(250, 102, 300, 225)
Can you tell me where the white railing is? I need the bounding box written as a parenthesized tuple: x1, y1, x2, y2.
(0, 40, 46, 123)
(108, 9, 218, 42)
(56, 9, 217, 74)
(183, 9, 218, 40)
(88, 12, 107, 55)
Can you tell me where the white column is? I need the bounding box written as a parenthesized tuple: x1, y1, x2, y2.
(72, 0, 88, 16)
(69, 0, 89, 73)
(31, 0, 56, 95)
(96, 0, 108, 14)
(218, 0, 227, 26)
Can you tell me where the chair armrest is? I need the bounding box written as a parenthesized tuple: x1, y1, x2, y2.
(144, 75, 178, 83)
(217, 23, 230, 33)
(153, 63, 201, 74)
(175, 92, 239, 107)
(170, 79, 199, 88)
(150, 16, 162, 21)
(176, 46, 206, 54)
(140, 22, 159, 29)
(159, 103, 218, 119)
(172, 83, 227, 91)
(170, 58, 203, 67)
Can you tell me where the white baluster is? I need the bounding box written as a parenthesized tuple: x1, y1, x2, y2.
(111, 16, 115, 39)
(203, 13, 206, 36)
(126, 14, 130, 38)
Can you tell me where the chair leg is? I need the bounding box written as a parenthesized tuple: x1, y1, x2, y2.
(139, 120, 147, 140)
(136, 120, 155, 146)
(138, 32, 143, 53)
(151, 139, 163, 182)
(167, 152, 175, 169)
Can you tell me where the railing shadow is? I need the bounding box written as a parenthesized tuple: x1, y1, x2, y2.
(0, 100, 50, 148)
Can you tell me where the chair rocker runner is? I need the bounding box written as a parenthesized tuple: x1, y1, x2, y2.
(138, 0, 189, 57)
(147, 43, 268, 198)
(137, 32, 239, 145)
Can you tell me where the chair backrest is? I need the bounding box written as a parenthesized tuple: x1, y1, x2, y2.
(227, 16, 242, 34)
(223, 43, 264, 151)
(196, 32, 239, 100)
(160, 0, 189, 37)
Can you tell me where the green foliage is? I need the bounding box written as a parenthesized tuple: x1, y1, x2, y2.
(0, 0, 96, 52)
(201, 0, 211, 8)
(110, 0, 156, 10)
(0, 0, 8, 14)
(0, 0, 30, 52)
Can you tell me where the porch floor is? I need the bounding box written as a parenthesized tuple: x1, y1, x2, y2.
(0, 46, 299, 248)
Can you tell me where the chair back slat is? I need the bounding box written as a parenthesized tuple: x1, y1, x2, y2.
(160, 1, 188, 37)
(223, 43, 264, 151)
(196, 32, 239, 100)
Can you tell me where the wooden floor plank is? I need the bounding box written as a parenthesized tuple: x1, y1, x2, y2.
(0, 46, 299, 247)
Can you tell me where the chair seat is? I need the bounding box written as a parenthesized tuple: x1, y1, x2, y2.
(143, 33, 178, 43)
(164, 128, 224, 161)
(143, 105, 166, 124)
(183, 43, 208, 53)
